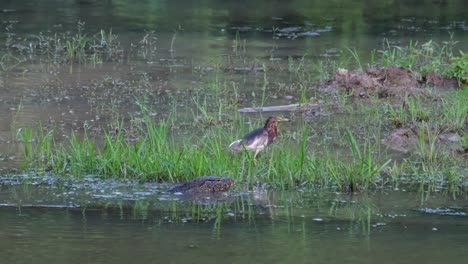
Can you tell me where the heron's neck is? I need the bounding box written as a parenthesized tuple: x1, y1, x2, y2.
(265, 123, 278, 143)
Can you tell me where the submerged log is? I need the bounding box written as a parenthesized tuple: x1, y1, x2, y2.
(168, 176, 235, 194)
(237, 103, 319, 113)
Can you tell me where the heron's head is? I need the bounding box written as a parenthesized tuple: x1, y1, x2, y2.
(264, 116, 289, 128)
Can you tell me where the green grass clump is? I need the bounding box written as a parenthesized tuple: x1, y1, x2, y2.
(445, 51, 467, 85)
(377, 38, 466, 84)
(328, 130, 391, 191)
(385, 90, 467, 131)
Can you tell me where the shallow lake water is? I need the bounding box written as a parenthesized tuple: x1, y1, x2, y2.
(1, 176, 468, 264)
(0, 1, 467, 263)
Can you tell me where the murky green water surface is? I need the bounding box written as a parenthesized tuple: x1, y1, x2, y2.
(1, 177, 468, 264)
(0, 1, 467, 263)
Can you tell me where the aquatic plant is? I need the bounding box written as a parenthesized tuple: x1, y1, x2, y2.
(415, 122, 440, 163)
(327, 130, 391, 191)
(4, 21, 123, 65)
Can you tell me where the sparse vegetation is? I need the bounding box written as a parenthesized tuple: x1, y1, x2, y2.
(378, 37, 463, 79)
(0, 23, 465, 193)
(16, 107, 391, 191)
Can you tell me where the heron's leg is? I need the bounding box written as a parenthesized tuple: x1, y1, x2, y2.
(253, 149, 260, 166)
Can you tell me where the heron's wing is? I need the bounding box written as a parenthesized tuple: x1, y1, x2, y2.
(242, 128, 268, 150)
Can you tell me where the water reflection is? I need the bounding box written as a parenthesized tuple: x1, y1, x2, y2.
(1, 176, 467, 234)
(1, 177, 468, 263)
(0, 177, 468, 263)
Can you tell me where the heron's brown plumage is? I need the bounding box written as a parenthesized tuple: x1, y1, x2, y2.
(229, 116, 288, 164)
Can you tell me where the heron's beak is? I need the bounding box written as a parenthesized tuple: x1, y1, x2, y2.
(276, 117, 289, 122)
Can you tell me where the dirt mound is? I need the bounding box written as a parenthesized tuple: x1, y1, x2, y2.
(328, 66, 459, 98)
(424, 72, 460, 89)
(329, 68, 382, 98)
(368, 66, 422, 87)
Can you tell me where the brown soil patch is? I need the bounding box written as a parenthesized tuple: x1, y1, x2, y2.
(382, 128, 464, 157)
(424, 72, 460, 89)
(381, 128, 419, 153)
(327, 66, 459, 98)
(329, 68, 381, 98)
(452, 147, 468, 161)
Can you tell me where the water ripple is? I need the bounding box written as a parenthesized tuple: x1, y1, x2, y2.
(417, 207, 467, 216)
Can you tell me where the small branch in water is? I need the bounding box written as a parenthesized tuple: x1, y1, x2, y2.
(237, 103, 319, 113)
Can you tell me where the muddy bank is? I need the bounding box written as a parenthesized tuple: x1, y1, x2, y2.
(381, 127, 466, 159)
(327, 66, 460, 98)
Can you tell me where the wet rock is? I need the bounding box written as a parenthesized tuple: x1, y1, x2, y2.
(278, 26, 302, 33)
(316, 26, 333, 32)
(438, 132, 459, 142)
(300, 31, 320, 36)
